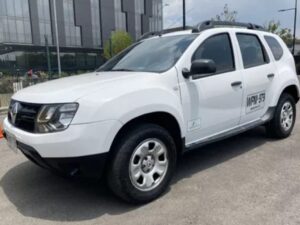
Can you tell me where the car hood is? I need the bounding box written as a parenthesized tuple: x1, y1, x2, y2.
(12, 71, 156, 104)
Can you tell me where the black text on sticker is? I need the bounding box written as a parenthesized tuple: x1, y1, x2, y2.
(246, 92, 266, 113)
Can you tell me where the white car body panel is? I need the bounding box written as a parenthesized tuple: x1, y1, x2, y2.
(267, 37, 300, 106)
(12, 72, 154, 104)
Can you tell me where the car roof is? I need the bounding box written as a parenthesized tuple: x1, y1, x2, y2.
(163, 27, 272, 36)
(140, 20, 276, 41)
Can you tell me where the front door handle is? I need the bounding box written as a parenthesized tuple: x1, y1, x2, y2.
(267, 73, 275, 79)
(231, 81, 242, 87)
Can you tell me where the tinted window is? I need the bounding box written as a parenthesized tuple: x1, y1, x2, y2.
(98, 34, 197, 73)
(237, 34, 269, 68)
(192, 33, 235, 73)
(264, 36, 284, 60)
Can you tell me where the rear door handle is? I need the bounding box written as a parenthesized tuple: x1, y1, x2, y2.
(267, 73, 275, 78)
(231, 81, 242, 87)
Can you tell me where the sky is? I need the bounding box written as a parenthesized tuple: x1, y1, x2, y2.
(163, 0, 300, 36)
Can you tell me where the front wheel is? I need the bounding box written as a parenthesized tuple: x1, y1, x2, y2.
(107, 124, 177, 204)
(266, 93, 296, 139)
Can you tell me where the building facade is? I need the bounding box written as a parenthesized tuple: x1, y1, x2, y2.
(0, 0, 163, 74)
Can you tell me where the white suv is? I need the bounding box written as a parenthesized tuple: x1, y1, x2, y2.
(3, 21, 300, 203)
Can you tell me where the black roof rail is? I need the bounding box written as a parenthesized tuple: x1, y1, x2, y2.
(192, 20, 267, 33)
(138, 26, 194, 41)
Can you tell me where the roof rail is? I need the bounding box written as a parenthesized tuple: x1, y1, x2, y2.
(138, 26, 194, 41)
(192, 20, 267, 33)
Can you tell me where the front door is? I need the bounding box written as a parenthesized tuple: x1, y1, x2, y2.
(182, 33, 244, 145)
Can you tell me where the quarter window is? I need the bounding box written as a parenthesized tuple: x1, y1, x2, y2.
(237, 34, 269, 68)
(264, 36, 284, 60)
(192, 33, 235, 74)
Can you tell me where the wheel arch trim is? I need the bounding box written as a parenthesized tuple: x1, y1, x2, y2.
(270, 82, 300, 106)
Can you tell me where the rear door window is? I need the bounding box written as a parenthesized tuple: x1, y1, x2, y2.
(264, 36, 284, 60)
(236, 34, 269, 68)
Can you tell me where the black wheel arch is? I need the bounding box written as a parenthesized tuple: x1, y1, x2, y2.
(281, 85, 300, 103)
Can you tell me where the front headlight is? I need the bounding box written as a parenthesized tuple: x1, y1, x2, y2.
(36, 103, 79, 133)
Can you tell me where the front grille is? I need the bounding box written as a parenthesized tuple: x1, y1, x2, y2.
(8, 100, 42, 133)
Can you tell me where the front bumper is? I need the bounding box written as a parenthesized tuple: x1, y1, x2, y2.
(17, 142, 108, 179)
(3, 117, 122, 158)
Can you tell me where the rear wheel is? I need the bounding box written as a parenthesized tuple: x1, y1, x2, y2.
(107, 124, 177, 204)
(266, 93, 296, 139)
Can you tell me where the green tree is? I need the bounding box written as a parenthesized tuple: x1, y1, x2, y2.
(265, 21, 293, 47)
(103, 31, 133, 59)
(212, 4, 238, 22)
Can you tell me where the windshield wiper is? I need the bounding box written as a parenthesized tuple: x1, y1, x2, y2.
(111, 69, 135, 72)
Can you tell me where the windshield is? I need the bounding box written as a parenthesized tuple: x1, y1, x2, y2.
(97, 34, 198, 73)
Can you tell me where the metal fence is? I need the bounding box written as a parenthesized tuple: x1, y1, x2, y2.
(0, 77, 49, 108)
(0, 93, 12, 108)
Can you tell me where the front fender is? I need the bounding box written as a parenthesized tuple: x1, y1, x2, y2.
(73, 87, 185, 138)
(118, 103, 185, 138)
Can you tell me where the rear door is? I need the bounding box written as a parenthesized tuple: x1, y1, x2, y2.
(235, 33, 277, 124)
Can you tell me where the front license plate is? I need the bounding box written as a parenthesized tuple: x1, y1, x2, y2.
(5, 131, 18, 153)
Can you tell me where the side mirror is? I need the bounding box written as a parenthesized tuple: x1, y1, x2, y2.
(182, 59, 217, 79)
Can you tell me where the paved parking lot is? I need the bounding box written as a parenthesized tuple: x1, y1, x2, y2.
(0, 107, 300, 225)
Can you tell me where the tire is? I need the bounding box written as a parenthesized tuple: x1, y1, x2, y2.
(107, 123, 177, 204)
(266, 93, 296, 139)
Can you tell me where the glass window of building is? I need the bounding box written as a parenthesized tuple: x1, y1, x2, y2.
(114, 0, 127, 31)
(37, 0, 53, 45)
(150, 0, 162, 32)
(134, 0, 144, 39)
(63, 0, 81, 46)
(0, 0, 32, 44)
(90, 0, 102, 47)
